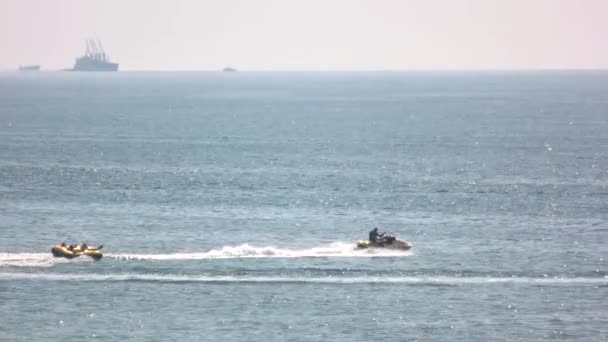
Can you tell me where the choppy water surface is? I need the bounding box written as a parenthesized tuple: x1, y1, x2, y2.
(0, 71, 607, 341)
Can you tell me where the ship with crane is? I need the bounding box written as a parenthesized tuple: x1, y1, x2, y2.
(69, 39, 119, 72)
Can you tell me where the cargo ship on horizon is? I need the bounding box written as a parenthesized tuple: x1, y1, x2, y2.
(68, 39, 118, 72)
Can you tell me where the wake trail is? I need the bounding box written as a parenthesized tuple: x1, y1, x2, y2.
(0, 242, 410, 267)
(0, 253, 67, 268)
(108, 242, 411, 260)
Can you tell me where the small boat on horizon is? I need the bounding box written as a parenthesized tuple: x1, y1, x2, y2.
(19, 65, 40, 71)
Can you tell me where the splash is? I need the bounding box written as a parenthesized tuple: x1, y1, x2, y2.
(0, 272, 606, 286)
(109, 242, 411, 260)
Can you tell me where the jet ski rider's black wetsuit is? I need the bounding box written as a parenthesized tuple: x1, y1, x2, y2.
(369, 228, 379, 243)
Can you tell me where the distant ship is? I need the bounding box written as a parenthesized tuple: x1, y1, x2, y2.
(222, 67, 237, 72)
(70, 39, 119, 72)
(19, 65, 40, 71)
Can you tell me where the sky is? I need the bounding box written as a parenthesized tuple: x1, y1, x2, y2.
(1, 0, 607, 70)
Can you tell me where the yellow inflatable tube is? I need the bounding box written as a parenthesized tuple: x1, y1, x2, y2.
(51, 245, 103, 260)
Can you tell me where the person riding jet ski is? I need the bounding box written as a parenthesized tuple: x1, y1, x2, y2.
(358, 228, 412, 250)
(369, 227, 398, 246)
(369, 227, 382, 243)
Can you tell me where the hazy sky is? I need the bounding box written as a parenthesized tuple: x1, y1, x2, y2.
(1, 0, 607, 70)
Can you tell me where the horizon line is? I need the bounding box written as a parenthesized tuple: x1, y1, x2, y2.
(2, 67, 608, 73)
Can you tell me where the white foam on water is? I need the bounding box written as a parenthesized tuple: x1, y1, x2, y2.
(0, 272, 606, 286)
(109, 242, 411, 260)
(0, 253, 68, 268)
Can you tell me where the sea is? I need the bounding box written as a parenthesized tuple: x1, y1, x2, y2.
(0, 71, 606, 341)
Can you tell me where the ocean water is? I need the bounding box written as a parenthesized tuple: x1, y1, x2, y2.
(0, 71, 607, 341)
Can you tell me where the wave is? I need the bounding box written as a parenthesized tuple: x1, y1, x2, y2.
(109, 242, 411, 260)
(0, 272, 606, 286)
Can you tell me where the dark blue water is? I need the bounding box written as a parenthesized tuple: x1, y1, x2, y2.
(1, 71, 607, 341)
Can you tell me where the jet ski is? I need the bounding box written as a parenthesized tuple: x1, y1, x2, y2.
(51, 244, 103, 260)
(356, 234, 412, 251)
